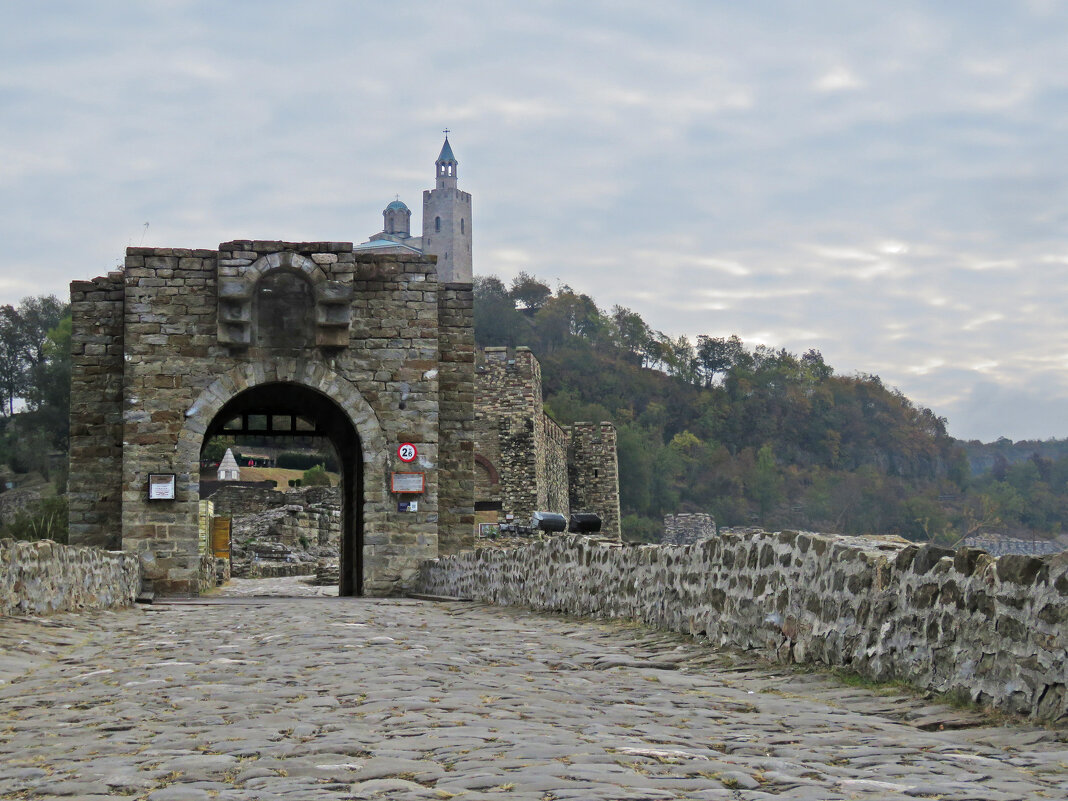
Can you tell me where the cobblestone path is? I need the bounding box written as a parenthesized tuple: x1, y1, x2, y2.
(1, 597, 1065, 800)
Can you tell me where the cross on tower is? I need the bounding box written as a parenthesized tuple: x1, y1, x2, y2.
(443, 128, 450, 137)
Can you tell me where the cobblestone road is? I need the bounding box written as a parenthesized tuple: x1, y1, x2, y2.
(1, 595, 1065, 800)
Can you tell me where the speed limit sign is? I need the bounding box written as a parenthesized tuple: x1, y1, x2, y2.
(397, 442, 418, 463)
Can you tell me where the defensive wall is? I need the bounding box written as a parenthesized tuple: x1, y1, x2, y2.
(416, 530, 1068, 722)
(474, 347, 621, 536)
(1, 538, 140, 616)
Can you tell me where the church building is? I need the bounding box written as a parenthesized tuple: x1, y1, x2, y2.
(356, 136, 473, 284)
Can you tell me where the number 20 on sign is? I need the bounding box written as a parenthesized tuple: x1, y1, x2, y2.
(397, 442, 418, 463)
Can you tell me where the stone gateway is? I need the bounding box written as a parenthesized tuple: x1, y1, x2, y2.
(67, 138, 620, 596)
(68, 241, 475, 596)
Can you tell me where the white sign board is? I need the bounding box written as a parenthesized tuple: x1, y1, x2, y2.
(148, 473, 176, 501)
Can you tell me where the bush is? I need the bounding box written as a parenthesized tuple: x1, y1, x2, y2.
(1, 496, 68, 543)
(302, 464, 331, 487)
(621, 514, 661, 543)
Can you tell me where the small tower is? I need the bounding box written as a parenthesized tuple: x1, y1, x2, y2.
(217, 448, 241, 481)
(422, 134, 473, 284)
(383, 199, 411, 237)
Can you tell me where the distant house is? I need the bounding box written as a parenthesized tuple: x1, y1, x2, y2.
(217, 448, 241, 481)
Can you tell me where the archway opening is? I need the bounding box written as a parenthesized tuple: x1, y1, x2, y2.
(200, 382, 363, 596)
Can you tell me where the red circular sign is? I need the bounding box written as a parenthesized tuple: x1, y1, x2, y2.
(397, 443, 418, 463)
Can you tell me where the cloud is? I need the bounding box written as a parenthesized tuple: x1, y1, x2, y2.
(814, 67, 865, 93)
(2, 1, 1068, 441)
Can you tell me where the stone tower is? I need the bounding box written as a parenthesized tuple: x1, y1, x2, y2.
(422, 136, 472, 284)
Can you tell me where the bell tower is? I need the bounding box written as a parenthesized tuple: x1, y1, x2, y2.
(422, 132, 472, 284)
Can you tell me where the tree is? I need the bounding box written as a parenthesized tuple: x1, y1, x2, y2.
(509, 272, 552, 312)
(751, 444, 784, 525)
(0, 305, 27, 415)
(24, 314, 72, 450)
(474, 275, 528, 346)
(696, 335, 743, 387)
(0, 296, 67, 416)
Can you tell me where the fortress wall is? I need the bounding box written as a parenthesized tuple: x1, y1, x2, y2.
(567, 422, 621, 538)
(68, 273, 126, 550)
(0, 539, 141, 616)
(417, 530, 1068, 722)
(436, 282, 476, 555)
(541, 415, 569, 515)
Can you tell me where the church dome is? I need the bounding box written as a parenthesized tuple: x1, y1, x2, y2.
(386, 199, 409, 212)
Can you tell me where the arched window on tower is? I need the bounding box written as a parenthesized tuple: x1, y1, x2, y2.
(435, 216, 441, 232)
(461, 218, 465, 234)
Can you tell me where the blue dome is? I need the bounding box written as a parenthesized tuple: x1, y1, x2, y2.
(386, 200, 409, 212)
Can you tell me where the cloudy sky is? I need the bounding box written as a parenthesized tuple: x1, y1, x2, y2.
(2, 1, 1066, 442)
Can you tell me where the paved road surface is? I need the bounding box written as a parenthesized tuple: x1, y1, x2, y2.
(1, 593, 1065, 800)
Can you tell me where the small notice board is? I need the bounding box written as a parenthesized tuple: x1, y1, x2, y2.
(148, 473, 176, 501)
(391, 472, 425, 494)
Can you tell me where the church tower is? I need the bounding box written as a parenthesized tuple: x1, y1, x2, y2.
(422, 135, 472, 283)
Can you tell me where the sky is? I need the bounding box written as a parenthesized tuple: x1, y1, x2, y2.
(1, 0, 1066, 443)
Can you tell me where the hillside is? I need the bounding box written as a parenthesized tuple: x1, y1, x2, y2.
(475, 274, 1066, 545)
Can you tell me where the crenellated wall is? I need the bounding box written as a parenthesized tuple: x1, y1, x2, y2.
(416, 530, 1068, 722)
(1, 539, 141, 616)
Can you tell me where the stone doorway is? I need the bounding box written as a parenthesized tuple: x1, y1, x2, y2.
(203, 382, 363, 596)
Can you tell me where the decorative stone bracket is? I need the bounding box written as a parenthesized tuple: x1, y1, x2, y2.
(217, 251, 353, 348)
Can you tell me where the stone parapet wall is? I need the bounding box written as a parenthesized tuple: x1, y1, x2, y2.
(1, 539, 141, 616)
(417, 531, 1068, 722)
(662, 512, 716, 545)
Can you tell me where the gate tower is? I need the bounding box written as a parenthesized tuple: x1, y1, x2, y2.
(68, 242, 475, 596)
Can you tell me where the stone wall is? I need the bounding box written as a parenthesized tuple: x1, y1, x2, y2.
(209, 485, 288, 517)
(542, 417, 570, 515)
(416, 531, 1068, 722)
(1, 539, 141, 616)
(436, 283, 476, 555)
(662, 512, 716, 545)
(68, 273, 126, 549)
(568, 422, 621, 539)
(476, 347, 541, 522)
(473, 347, 621, 535)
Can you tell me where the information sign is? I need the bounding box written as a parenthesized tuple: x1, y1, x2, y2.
(391, 472, 425, 494)
(148, 473, 176, 501)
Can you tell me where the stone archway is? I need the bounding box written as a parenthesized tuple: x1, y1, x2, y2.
(179, 362, 386, 596)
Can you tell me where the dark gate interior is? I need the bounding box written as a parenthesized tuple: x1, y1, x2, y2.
(202, 382, 363, 596)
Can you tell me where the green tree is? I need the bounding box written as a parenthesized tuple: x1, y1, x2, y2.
(509, 272, 552, 312)
(751, 444, 784, 525)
